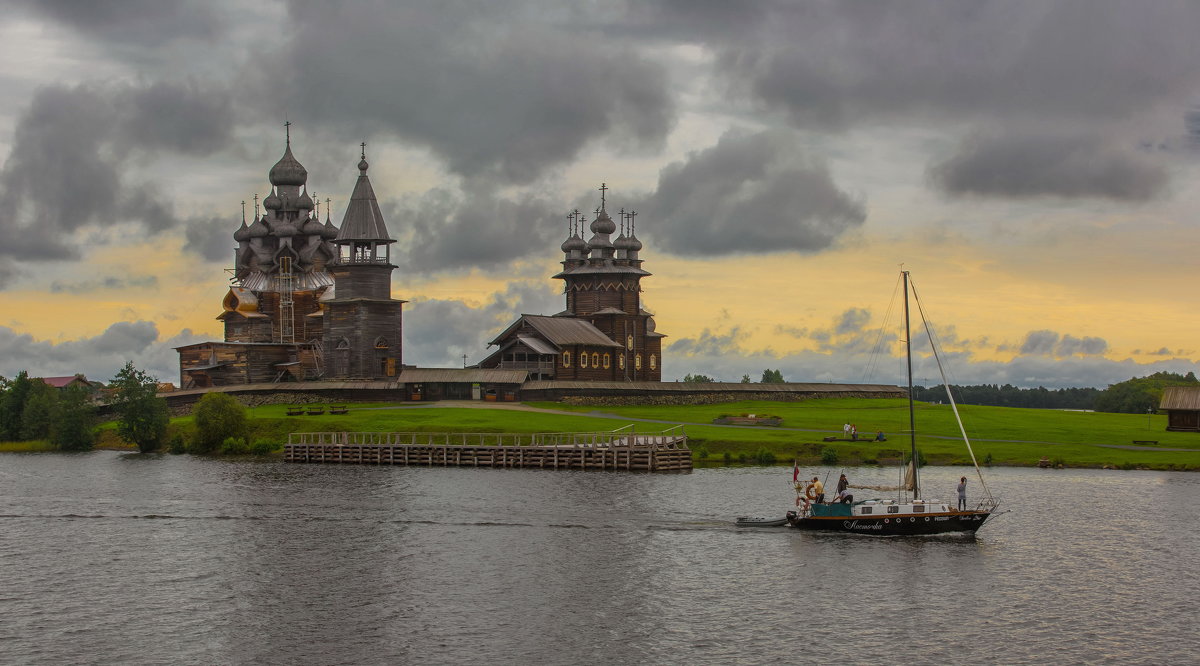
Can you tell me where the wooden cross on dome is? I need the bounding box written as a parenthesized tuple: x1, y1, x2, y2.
(599, 182, 608, 210)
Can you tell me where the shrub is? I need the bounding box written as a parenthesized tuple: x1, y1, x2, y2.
(820, 446, 839, 465)
(862, 458, 878, 465)
(220, 436, 249, 455)
(722, 451, 732, 463)
(736, 452, 747, 463)
(192, 393, 247, 454)
(168, 433, 188, 455)
(696, 446, 709, 460)
(752, 447, 776, 465)
(983, 452, 994, 466)
(249, 438, 278, 456)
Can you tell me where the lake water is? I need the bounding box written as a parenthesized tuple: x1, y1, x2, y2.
(1, 452, 1197, 665)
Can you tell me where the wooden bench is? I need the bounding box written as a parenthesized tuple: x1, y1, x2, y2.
(286, 406, 305, 416)
(329, 405, 349, 415)
(1132, 440, 1158, 445)
(306, 407, 325, 416)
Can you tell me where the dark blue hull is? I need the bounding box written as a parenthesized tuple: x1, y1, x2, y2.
(786, 510, 991, 535)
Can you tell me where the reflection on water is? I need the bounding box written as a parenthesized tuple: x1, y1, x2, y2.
(1, 452, 1197, 664)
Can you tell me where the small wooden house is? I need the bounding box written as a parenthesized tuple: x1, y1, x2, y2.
(1159, 386, 1200, 431)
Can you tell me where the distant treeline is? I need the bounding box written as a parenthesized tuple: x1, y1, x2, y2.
(914, 371, 1200, 413)
(912, 384, 1100, 410)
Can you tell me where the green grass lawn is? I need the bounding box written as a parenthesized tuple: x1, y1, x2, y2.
(16, 397, 1200, 470)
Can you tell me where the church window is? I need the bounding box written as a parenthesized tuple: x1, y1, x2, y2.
(562, 351, 571, 367)
(374, 336, 389, 349)
(649, 354, 657, 370)
(591, 352, 599, 367)
(581, 352, 589, 368)
(603, 353, 611, 369)
(635, 354, 642, 370)
(336, 338, 350, 350)
(627, 335, 634, 350)
(618, 355, 625, 369)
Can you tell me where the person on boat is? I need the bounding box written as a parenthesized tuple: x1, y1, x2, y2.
(811, 476, 825, 503)
(957, 476, 967, 510)
(836, 473, 849, 495)
(834, 488, 854, 504)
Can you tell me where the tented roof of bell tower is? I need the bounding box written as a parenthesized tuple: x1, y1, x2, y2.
(335, 151, 393, 243)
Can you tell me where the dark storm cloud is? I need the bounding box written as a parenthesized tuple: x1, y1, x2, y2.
(930, 131, 1168, 201)
(1017, 330, 1108, 358)
(184, 216, 236, 263)
(13, 0, 225, 47)
(0, 320, 184, 381)
(404, 282, 561, 367)
(695, 1, 1200, 129)
(49, 276, 159, 294)
(668, 327, 747, 357)
(390, 188, 565, 273)
(0, 82, 234, 271)
(629, 129, 865, 256)
(257, 1, 673, 184)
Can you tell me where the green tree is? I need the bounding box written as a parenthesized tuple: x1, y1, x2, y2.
(682, 373, 715, 383)
(1094, 372, 1199, 414)
(110, 362, 169, 453)
(192, 392, 247, 454)
(740, 374, 751, 383)
(0, 371, 34, 441)
(760, 369, 785, 383)
(53, 384, 96, 451)
(20, 380, 60, 441)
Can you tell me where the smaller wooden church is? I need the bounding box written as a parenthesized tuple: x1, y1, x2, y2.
(479, 185, 666, 381)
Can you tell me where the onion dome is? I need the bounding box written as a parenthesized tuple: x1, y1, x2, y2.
(297, 189, 315, 211)
(561, 233, 588, 253)
(268, 144, 308, 187)
(301, 214, 325, 235)
(248, 215, 270, 238)
(263, 189, 282, 211)
(626, 233, 642, 252)
(590, 208, 617, 235)
(233, 220, 251, 242)
(613, 232, 632, 252)
(322, 217, 339, 240)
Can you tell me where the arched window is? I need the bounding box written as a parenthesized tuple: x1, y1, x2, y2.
(336, 338, 350, 350)
(627, 335, 634, 350)
(562, 351, 571, 367)
(603, 353, 611, 369)
(581, 351, 589, 368)
(591, 352, 599, 368)
(649, 354, 657, 370)
(374, 336, 389, 349)
(635, 354, 642, 370)
(618, 355, 625, 369)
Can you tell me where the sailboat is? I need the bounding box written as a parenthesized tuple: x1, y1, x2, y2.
(785, 270, 999, 535)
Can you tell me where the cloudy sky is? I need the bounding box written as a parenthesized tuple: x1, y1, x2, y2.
(1, 0, 1199, 389)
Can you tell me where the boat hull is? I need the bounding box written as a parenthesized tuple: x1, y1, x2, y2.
(786, 510, 991, 535)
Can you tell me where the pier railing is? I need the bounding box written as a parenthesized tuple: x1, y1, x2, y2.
(283, 426, 691, 472)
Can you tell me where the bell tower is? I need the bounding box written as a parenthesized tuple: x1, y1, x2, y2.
(322, 144, 406, 378)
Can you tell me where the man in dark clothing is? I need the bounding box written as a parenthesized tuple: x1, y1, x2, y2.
(957, 477, 968, 510)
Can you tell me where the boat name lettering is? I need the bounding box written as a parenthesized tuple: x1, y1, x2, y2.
(845, 521, 883, 530)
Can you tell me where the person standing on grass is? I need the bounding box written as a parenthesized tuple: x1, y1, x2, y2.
(957, 476, 968, 510)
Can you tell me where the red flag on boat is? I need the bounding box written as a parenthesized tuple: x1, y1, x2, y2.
(792, 460, 799, 482)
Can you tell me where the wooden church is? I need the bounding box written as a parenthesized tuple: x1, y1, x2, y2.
(176, 133, 405, 387)
(478, 185, 666, 381)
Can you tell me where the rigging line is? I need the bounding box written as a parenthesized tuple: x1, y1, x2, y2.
(910, 277, 995, 505)
(861, 272, 904, 383)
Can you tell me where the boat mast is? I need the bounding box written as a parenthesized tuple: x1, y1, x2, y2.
(903, 270, 920, 500)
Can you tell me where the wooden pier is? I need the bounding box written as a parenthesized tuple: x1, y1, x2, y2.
(283, 427, 691, 472)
